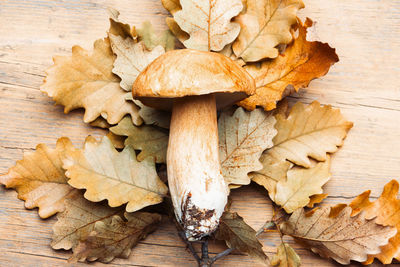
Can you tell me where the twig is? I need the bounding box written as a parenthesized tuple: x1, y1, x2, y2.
(178, 231, 201, 264)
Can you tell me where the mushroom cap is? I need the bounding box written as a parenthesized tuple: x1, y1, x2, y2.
(132, 49, 255, 110)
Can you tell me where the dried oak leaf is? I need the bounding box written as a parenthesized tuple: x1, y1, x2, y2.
(218, 107, 276, 185)
(51, 194, 123, 250)
(63, 136, 168, 212)
(161, 0, 181, 14)
(109, 116, 168, 163)
(251, 101, 351, 199)
(270, 242, 301, 267)
(71, 212, 161, 263)
(108, 8, 137, 39)
(137, 21, 176, 51)
(350, 180, 400, 265)
(0, 138, 79, 218)
(281, 206, 397, 264)
(238, 19, 339, 111)
(109, 35, 164, 92)
(40, 38, 141, 125)
(307, 193, 328, 208)
(134, 100, 171, 129)
(106, 131, 126, 149)
(263, 101, 352, 168)
(274, 158, 331, 213)
(173, 0, 243, 51)
(215, 211, 268, 263)
(233, 0, 304, 62)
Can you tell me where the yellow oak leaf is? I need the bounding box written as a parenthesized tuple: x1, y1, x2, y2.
(274, 159, 331, 213)
(40, 38, 142, 125)
(71, 212, 161, 263)
(270, 242, 301, 267)
(218, 107, 276, 185)
(281, 206, 397, 265)
(0, 138, 79, 218)
(108, 8, 137, 39)
(233, 0, 304, 62)
(264, 101, 352, 168)
(173, 0, 243, 51)
(110, 116, 168, 163)
(350, 180, 400, 265)
(63, 136, 168, 212)
(238, 19, 339, 111)
(252, 101, 351, 200)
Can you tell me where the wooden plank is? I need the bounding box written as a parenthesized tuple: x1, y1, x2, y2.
(0, 0, 399, 266)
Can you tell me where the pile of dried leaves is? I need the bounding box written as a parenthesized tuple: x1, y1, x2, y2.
(1, 0, 398, 266)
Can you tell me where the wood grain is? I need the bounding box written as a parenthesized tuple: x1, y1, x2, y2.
(0, 0, 399, 266)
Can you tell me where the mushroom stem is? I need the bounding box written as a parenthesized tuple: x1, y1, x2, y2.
(168, 94, 228, 241)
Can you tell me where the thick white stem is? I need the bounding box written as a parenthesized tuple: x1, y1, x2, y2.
(167, 94, 228, 241)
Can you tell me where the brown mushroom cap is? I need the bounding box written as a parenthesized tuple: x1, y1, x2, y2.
(132, 49, 255, 110)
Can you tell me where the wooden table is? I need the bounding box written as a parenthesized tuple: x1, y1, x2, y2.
(0, 0, 399, 266)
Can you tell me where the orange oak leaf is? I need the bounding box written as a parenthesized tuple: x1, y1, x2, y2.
(238, 18, 339, 111)
(350, 180, 400, 264)
(0, 138, 79, 218)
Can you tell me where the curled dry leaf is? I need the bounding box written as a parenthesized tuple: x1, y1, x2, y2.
(51, 194, 123, 250)
(137, 21, 176, 51)
(0, 138, 78, 218)
(71, 212, 161, 263)
(40, 38, 142, 125)
(110, 116, 168, 163)
(281, 206, 397, 265)
(63, 136, 168, 212)
(218, 107, 276, 185)
(106, 131, 126, 149)
(215, 211, 268, 263)
(251, 101, 352, 199)
(233, 0, 304, 62)
(109, 35, 165, 92)
(108, 8, 137, 39)
(274, 159, 331, 213)
(270, 242, 301, 267)
(350, 180, 400, 265)
(238, 19, 339, 111)
(173, 0, 243, 51)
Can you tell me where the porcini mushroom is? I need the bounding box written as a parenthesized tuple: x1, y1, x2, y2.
(132, 49, 255, 240)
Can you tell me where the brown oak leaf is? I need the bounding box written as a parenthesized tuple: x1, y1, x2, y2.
(0, 138, 78, 218)
(233, 0, 304, 62)
(51, 194, 123, 250)
(71, 212, 161, 263)
(307, 193, 328, 208)
(215, 211, 267, 263)
(281, 206, 397, 264)
(238, 19, 339, 111)
(63, 136, 168, 212)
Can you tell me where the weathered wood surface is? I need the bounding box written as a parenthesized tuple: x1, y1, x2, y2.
(0, 0, 399, 266)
